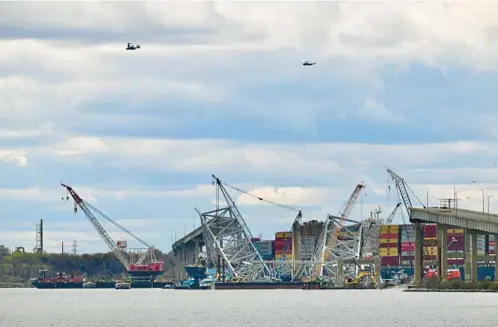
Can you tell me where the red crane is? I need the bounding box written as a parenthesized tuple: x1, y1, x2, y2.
(61, 183, 163, 280)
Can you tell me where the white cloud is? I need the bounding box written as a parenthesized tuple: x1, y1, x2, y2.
(0, 184, 215, 204)
(0, 150, 27, 167)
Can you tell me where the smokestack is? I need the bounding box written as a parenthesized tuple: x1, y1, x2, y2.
(62, 241, 64, 255)
(40, 219, 43, 253)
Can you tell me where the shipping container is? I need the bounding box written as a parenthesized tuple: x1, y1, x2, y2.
(380, 256, 400, 266)
(260, 253, 274, 261)
(379, 238, 398, 244)
(273, 239, 292, 249)
(490, 235, 496, 242)
(424, 225, 437, 238)
(448, 229, 464, 234)
(401, 241, 415, 247)
(250, 238, 261, 242)
(379, 248, 398, 256)
(401, 255, 414, 260)
(379, 233, 398, 239)
(400, 260, 414, 266)
(254, 241, 273, 255)
(490, 241, 496, 246)
(401, 251, 414, 257)
(424, 255, 437, 261)
(275, 231, 293, 239)
(380, 225, 400, 231)
(448, 243, 464, 251)
(379, 242, 398, 248)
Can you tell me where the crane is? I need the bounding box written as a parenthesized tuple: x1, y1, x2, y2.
(61, 183, 163, 280)
(311, 183, 365, 280)
(385, 168, 433, 267)
(386, 203, 402, 225)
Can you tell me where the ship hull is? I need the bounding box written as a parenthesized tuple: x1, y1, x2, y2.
(31, 281, 171, 289)
(212, 282, 305, 290)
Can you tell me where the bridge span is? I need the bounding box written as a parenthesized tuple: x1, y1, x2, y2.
(411, 207, 498, 284)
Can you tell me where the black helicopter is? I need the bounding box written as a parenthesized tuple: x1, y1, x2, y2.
(126, 43, 141, 50)
(303, 61, 316, 66)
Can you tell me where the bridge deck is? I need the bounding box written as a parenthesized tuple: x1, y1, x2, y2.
(411, 207, 498, 234)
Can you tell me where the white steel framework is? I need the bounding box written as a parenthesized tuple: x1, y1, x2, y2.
(195, 175, 270, 281)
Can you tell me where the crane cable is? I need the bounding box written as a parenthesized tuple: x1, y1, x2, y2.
(222, 182, 301, 213)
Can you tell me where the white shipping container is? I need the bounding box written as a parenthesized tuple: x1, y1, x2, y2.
(490, 235, 496, 241)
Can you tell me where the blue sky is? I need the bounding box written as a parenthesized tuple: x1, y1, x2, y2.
(2, 1, 498, 253)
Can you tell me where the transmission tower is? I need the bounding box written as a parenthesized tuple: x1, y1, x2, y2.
(72, 240, 78, 255)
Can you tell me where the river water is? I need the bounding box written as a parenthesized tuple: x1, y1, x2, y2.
(0, 288, 495, 326)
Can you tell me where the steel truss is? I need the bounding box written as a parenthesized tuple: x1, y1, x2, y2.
(300, 215, 363, 283)
(195, 176, 271, 281)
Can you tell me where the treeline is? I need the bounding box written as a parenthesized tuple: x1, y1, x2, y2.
(0, 245, 179, 283)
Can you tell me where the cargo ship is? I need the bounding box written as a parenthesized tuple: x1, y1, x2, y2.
(31, 270, 172, 289)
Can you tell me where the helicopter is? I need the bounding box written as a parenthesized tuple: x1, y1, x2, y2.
(126, 43, 141, 50)
(303, 61, 316, 66)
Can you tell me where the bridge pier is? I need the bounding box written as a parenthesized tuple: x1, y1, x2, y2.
(437, 224, 448, 281)
(414, 222, 423, 284)
(464, 231, 471, 281)
(471, 231, 478, 282)
(495, 234, 498, 282)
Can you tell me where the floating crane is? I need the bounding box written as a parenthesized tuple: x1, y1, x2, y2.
(61, 183, 163, 281)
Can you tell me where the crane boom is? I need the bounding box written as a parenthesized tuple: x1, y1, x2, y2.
(386, 169, 413, 216)
(386, 202, 401, 225)
(61, 183, 131, 270)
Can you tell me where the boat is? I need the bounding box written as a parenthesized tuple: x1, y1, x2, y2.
(82, 282, 96, 288)
(31, 270, 172, 289)
(115, 281, 131, 289)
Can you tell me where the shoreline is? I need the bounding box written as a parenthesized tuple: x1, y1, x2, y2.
(404, 288, 498, 293)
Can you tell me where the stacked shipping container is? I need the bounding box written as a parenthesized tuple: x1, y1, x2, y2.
(447, 228, 464, 266)
(379, 224, 400, 266)
(253, 240, 274, 261)
(423, 224, 437, 262)
(400, 225, 415, 266)
(274, 231, 293, 261)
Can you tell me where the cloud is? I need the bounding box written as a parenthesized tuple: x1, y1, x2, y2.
(357, 99, 404, 123)
(2, 1, 498, 253)
(0, 150, 27, 167)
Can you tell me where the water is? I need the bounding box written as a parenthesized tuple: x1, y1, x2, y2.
(1, 288, 496, 326)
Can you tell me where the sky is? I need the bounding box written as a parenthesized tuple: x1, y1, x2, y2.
(2, 0, 498, 254)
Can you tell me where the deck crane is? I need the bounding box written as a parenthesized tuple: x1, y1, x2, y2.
(385, 168, 433, 266)
(311, 182, 365, 280)
(386, 203, 402, 225)
(61, 183, 163, 281)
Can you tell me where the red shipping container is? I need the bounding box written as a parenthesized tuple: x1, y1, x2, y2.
(448, 243, 464, 251)
(379, 233, 398, 239)
(273, 239, 292, 250)
(424, 225, 437, 237)
(490, 241, 496, 246)
(379, 243, 398, 248)
(381, 256, 400, 266)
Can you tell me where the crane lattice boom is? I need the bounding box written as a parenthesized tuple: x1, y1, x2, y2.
(61, 183, 130, 270)
(386, 202, 401, 225)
